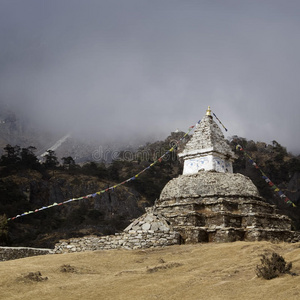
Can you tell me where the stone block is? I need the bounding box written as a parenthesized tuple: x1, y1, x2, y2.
(209, 228, 245, 243)
(142, 223, 151, 230)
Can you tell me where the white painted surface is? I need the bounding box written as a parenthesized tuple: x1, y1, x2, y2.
(183, 155, 233, 175)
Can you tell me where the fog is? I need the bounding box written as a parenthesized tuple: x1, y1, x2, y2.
(1, 0, 300, 153)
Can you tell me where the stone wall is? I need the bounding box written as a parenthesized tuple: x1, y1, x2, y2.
(0, 247, 52, 261)
(53, 211, 180, 254)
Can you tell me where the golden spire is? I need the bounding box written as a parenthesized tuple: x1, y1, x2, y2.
(206, 106, 212, 116)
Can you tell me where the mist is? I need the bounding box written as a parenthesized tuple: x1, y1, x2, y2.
(1, 0, 300, 153)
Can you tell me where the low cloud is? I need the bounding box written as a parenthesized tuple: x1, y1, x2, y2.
(1, 0, 299, 154)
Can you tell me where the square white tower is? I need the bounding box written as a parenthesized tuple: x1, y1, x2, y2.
(179, 107, 236, 175)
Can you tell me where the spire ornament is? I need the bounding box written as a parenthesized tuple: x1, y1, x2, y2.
(206, 106, 212, 116)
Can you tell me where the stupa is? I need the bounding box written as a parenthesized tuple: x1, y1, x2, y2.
(153, 107, 293, 243)
(54, 107, 297, 253)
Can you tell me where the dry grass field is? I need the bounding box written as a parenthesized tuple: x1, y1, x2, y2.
(1, 241, 300, 300)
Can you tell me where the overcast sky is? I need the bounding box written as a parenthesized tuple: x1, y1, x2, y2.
(1, 0, 300, 153)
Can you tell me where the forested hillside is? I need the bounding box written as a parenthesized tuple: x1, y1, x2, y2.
(0, 133, 300, 248)
(229, 136, 300, 228)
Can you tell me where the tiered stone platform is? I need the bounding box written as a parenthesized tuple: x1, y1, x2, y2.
(154, 171, 293, 243)
(53, 171, 296, 253)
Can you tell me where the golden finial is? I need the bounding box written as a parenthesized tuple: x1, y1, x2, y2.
(206, 106, 211, 116)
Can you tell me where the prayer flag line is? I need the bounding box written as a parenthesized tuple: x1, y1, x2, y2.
(211, 110, 296, 208)
(7, 120, 201, 221)
(212, 112, 228, 131)
(236, 144, 296, 207)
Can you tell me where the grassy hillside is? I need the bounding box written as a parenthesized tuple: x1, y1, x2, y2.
(1, 241, 300, 300)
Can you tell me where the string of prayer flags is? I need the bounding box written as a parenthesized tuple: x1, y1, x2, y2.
(188, 119, 201, 130)
(236, 144, 296, 207)
(212, 112, 228, 131)
(7, 119, 201, 222)
(208, 110, 295, 208)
